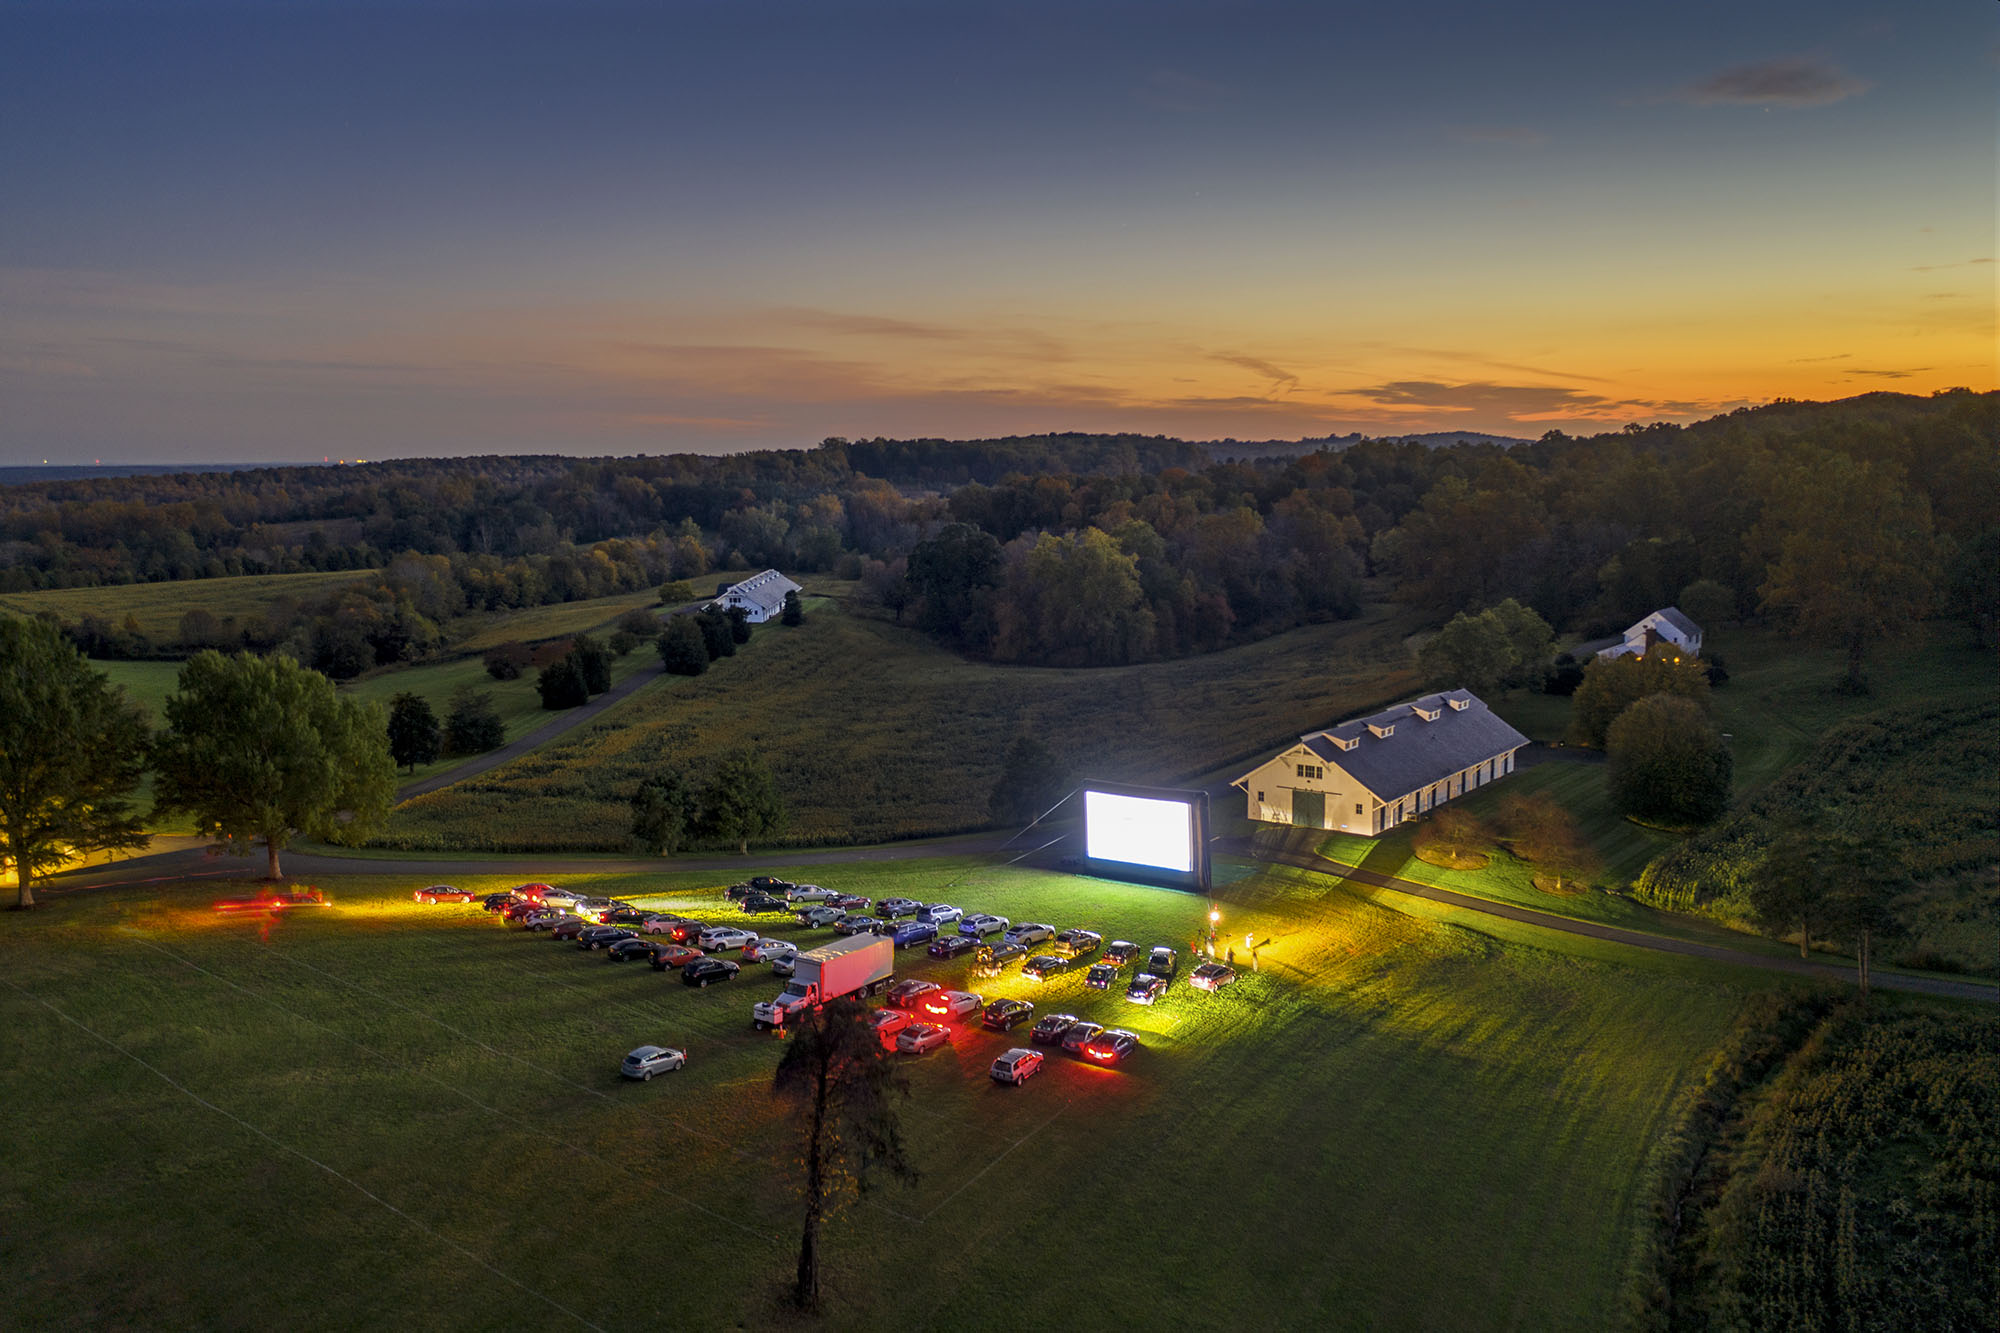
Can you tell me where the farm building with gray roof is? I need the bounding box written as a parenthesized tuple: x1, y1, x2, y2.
(1232, 689, 1530, 835)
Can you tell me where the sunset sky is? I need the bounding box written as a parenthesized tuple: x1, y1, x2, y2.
(1, 0, 1992, 463)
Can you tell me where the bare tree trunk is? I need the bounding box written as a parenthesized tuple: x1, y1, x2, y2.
(738, 836, 747, 856)
(14, 858, 33, 910)
(1858, 929, 1870, 999)
(1798, 918, 1809, 960)
(266, 838, 283, 881)
(792, 1053, 829, 1310)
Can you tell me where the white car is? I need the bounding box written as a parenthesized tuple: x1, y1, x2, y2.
(794, 904, 841, 928)
(540, 888, 584, 909)
(698, 925, 758, 952)
(1005, 922, 1055, 946)
(990, 1048, 1043, 1086)
(957, 913, 1010, 938)
(786, 884, 836, 903)
(919, 903, 962, 926)
(641, 914, 692, 936)
(922, 990, 983, 1021)
(742, 938, 795, 963)
(620, 1046, 686, 1081)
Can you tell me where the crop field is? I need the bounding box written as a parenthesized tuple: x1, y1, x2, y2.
(3, 856, 1746, 1330)
(445, 590, 666, 654)
(378, 603, 1423, 852)
(0, 569, 375, 639)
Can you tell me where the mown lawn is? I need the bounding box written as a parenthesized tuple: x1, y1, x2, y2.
(1, 858, 1747, 1330)
(378, 602, 1424, 852)
(0, 569, 376, 639)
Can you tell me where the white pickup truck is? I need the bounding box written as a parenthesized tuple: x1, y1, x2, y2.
(753, 935, 894, 1030)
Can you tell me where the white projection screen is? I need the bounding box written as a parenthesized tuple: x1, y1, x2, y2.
(1084, 790, 1195, 874)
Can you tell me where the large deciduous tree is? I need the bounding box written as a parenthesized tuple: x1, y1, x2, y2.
(988, 736, 1071, 826)
(152, 651, 395, 879)
(1606, 692, 1733, 826)
(0, 617, 152, 909)
(656, 615, 710, 676)
(991, 528, 1157, 667)
(907, 521, 1003, 645)
(1747, 826, 1837, 960)
(630, 767, 697, 855)
(1567, 646, 1712, 748)
(386, 692, 441, 773)
(772, 999, 917, 1312)
(697, 750, 785, 854)
(443, 687, 505, 755)
(1756, 454, 1937, 693)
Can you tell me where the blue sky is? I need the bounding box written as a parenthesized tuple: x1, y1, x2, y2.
(1, 0, 1991, 462)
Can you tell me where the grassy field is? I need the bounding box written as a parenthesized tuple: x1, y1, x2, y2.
(0, 569, 375, 639)
(378, 602, 1424, 851)
(446, 590, 666, 654)
(2, 855, 1754, 1330)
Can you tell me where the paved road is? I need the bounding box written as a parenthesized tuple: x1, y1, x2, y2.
(1230, 837, 1997, 1003)
(395, 598, 709, 802)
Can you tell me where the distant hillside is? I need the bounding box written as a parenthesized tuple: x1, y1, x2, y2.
(1205, 430, 1530, 461)
(0, 462, 284, 486)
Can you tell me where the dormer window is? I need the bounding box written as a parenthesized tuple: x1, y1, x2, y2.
(1413, 705, 1441, 722)
(1368, 722, 1394, 739)
(1331, 735, 1358, 751)
(1448, 697, 1470, 711)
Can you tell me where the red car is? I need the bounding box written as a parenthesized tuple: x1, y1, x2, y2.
(513, 882, 556, 904)
(648, 944, 706, 971)
(413, 885, 478, 904)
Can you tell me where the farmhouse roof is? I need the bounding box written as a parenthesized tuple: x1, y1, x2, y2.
(713, 569, 800, 617)
(1249, 689, 1529, 802)
(1649, 606, 1701, 639)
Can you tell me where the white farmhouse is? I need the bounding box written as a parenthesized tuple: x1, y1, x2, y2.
(1232, 690, 1530, 835)
(1579, 607, 1703, 662)
(709, 569, 801, 624)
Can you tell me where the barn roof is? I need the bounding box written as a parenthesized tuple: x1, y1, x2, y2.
(1239, 689, 1529, 802)
(713, 569, 800, 617)
(1649, 606, 1701, 639)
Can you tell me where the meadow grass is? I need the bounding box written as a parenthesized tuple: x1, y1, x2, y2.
(445, 590, 665, 654)
(378, 603, 1424, 852)
(0, 569, 375, 639)
(1, 856, 1750, 1330)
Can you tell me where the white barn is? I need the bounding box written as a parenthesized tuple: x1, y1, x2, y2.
(1232, 690, 1530, 835)
(710, 570, 801, 624)
(1580, 607, 1703, 662)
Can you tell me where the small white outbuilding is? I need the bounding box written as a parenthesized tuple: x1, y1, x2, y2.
(709, 569, 801, 624)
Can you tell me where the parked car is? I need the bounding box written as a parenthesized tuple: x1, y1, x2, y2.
(747, 876, 794, 894)
(870, 1008, 914, 1047)
(513, 882, 556, 903)
(414, 885, 477, 904)
(957, 913, 1009, 938)
(574, 896, 618, 918)
(990, 1048, 1044, 1086)
(1080, 1028, 1140, 1065)
(1005, 922, 1055, 947)
(770, 952, 801, 978)
(982, 998, 1034, 1030)
(578, 925, 636, 950)
(741, 893, 788, 914)
(601, 907, 651, 926)
(1125, 974, 1169, 1005)
(795, 904, 842, 928)
(1052, 929, 1102, 958)
(970, 940, 1027, 977)
(518, 907, 563, 929)
(786, 883, 836, 903)
(877, 897, 923, 920)
(928, 934, 979, 959)
(548, 916, 588, 940)
(1189, 962, 1238, 992)
(648, 944, 705, 971)
(723, 883, 756, 901)
(607, 937, 667, 963)
(541, 888, 584, 910)
(833, 914, 881, 935)
(682, 957, 741, 987)
(830, 893, 872, 911)
(1021, 954, 1072, 982)
(895, 1023, 950, 1055)
(1145, 946, 1180, 978)
(620, 1046, 686, 1080)
(886, 979, 941, 1011)
(742, 938, 794, 963)
(1060, 1021, 1107, 1055)
(699, 925, 758, 951)
(1103, 940, 1141, 966)
(890, 921, 939, 950)
(1084, 962, 1120, 990)
(1032, 1013, 1079, 1045)
(921, 990, 983, 1021)
(481, 892, 515, 912)
(641, 914, 700, 942)
(918, 903, 962, 926)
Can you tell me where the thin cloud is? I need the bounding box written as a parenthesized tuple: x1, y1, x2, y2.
(1671, 56, 1870, 108)
(1846, 367, 1932, 379)
(1791, 352, 1851, 362)
(1908, 258, 1993, 271)
(1447, 125, 1547, 147)
(1343, 380, 1610, 418)
(1209, 352, 1299, 396)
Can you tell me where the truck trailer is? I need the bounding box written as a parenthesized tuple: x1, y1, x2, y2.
(753, 934, 894, 1029)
